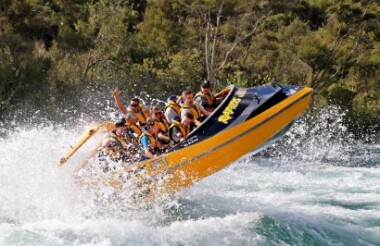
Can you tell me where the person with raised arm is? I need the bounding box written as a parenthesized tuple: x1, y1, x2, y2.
(112, 88, 149, 126)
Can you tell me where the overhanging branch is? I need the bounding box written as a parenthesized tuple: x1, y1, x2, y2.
(217, 13, 270, 71)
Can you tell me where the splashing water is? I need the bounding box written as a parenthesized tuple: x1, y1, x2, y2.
(0, 107, 379, 245)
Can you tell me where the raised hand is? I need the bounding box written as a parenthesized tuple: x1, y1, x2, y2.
(113, 88, 122, 98)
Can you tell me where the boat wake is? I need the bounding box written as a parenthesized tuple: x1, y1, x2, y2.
(257, 106, 380, 167)
(0, 106, 379, 245)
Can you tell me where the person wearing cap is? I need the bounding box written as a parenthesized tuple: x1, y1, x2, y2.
(112, 88, 149, 126)
(139, 118, 161, 159)
(110, 118, 131, 149)
(179, 89, 210, 127)
(169, 113, 193, 145)
(195, 80, 216, 113)
(164, 95, 181, 124)
(109, 118, 140, 162)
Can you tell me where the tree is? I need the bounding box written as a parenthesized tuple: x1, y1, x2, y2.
(181, 0, 273, 87)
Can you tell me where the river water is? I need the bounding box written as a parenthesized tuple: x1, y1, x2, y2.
(0, 107, 379, 245)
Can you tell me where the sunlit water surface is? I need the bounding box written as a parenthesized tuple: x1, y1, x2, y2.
(1, 107, 379, 246)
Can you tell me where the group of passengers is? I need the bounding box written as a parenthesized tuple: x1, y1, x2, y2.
(100, 80, 217, 163)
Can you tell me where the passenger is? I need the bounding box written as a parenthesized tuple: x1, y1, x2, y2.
(128, 98, 149, 126)
(195, 80, 216, 113)
(164, 95, 181, 124)
(179, 89, 210, 127)
(109, 118, 139, 162)
(124, 112, 143, 146)
(139, 118, 161, 160)
(99, 137, 128, 163)
(151, 106, 171, 146)
(110, 118, 132, 150)
(112, 88, 149, 126)
(98, 137, 137, 171)
(169, 113, 193, 145)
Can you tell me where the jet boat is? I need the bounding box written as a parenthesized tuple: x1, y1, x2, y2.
(59, 83, 312, 199)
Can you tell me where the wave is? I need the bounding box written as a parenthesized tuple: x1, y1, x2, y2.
(1, 105, 379, 245)
(256, 106, 380, 167)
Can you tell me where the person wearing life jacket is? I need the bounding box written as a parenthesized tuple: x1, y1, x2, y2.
(127, 98, 149, 126)
(124, 112, 143, 145)
(99, 137, 123, 162)
(169, 113, 193, 146)
(98, 137, 135, 171)
(151, 106, 170, 147)
(108, 118, 139, 161)
(164, 95, 181, 124)
(179, 89, 210, 127)
(112, 88, 149, 126)
(99, 136, 132, 166)
(110, 118, 131, 149)
(151, 106, 170, 133)
(194, 80, 216, 113)
(139, 118, 161, 159)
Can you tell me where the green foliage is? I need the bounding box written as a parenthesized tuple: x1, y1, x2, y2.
(0, 0, 379, 132)
(227, 72, 275, 88)
(262, 13, 294, 32)
(327, 83, 356, 108)
(298, 28, 335, 75)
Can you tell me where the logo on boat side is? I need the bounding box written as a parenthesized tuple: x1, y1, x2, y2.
(183, 136, 199, 147)
(218, 97, 241, 124)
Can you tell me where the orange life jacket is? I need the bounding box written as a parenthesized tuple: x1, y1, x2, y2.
(127, 104, 149, 124)
(195, 91, 215, 108)
(169, 120, 190, 139)
(164, 100, 181, 115)
(125, 122, 142, 136)
(180, 103, 201, 120)
(158, 117, 170, 133)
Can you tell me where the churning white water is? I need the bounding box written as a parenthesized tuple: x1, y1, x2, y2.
(0, 107, 379, 245)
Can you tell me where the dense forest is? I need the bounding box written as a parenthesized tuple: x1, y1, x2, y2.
(0, 0, 379, 133)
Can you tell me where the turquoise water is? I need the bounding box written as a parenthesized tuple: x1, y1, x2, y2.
(0, 110, 379, 245)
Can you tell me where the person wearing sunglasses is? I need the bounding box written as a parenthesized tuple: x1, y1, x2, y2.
(112, 88, 149, 126)
(128, 98, 149, 126)
(194, 80, 216, 114)
(151, 106, 170, 133)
